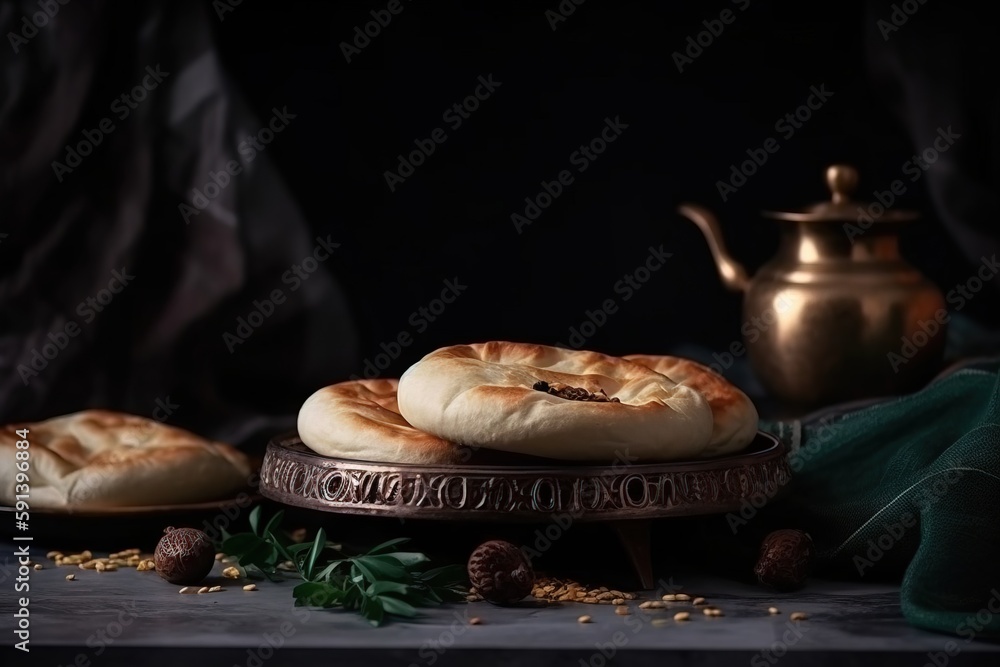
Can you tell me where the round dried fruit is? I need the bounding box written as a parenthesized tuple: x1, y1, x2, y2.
(754, 529, 814, 591)
(467, 540, 534, 605)
(154, 526, 215, 585)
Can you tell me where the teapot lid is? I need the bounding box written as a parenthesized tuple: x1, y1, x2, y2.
(763, 164, 919, 222)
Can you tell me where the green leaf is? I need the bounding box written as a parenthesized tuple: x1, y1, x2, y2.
(352, 556, 408, 582)
(312, 559, 348, 582)
(222, 533, 266, 557)
(377, 552, 430, 568)
(293, 581, 344, 608)
(366, 580, 410, 596)
(378, 595, 417, 618)
(240, 541, 278, 569)
(366, 537, 411, 554)
(262, 509, 285, 539)
(361, 595, 385, 626)
(249, 506, 262, 535)
(304, 528, 327, 580)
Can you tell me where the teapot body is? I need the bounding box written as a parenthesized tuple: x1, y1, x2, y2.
(744, 223, 946, 406)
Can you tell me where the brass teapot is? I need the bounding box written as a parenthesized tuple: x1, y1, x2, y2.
(680, 164, 946, 407)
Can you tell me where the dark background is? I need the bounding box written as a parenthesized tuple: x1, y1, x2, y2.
(212, 0, 996, 380)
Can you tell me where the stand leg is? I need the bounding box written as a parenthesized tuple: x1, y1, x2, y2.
(611, 520, 653, 590)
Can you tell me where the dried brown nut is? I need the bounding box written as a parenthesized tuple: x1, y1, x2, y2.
(674, 593, 691, 601)
(692, 597, 706, 606)
(222, 566, 241, 579)
(768, 606, 780, 615)
(65, 574, 76, 581)
(582, 597, 599, 604)
(467, 540, 534, 605)
(615, 606, 630, 616)
(790, 612, 808, 622)
(243, 584, 257, 591)
(577, 615, 592, 623)
(673, 612, 690, 621)
(154, 527, 215, 585)
(208, 585, 222, 592)
(754, 529, 814, 591)
(612, 598, 625, 605)
(197, 586, 210, 594)
(33, 564, 43, 571)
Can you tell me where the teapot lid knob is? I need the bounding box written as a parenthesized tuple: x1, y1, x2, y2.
(825, 164, 858, 204)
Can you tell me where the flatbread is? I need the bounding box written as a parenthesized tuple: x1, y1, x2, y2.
(396, 342, 714, 461)
(625, 354, 759, 454)
(297, 378, 466, 464)
(0, 410, 251, 509)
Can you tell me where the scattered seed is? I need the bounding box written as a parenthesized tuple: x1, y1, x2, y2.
(790, 612, 808, 622)
(95, 562, 106, 572)
(612, 598, 625, 605)
(47, 551, 63, 560)
(639, 601, 665, 609)
(768, 607, 780, 615)
(33, 564, 42, 571)
(692, 597, 706, 606)
(222, 566, 241, 579)
(582, 597, 599, 604)
(197, 586, 210, 594)
(674, 612, 690, 622)
(577, 615, 592, 624)
(243, 584, 257, 592)
(703, 607, 715, 616)
(208, 585, 223, 593)
(707, 609, 724, 617)
(65, 574, 76, 581)
(469, 617, 482, 625)
(674, 594, 691, 601)
(615, 606, 630, 616)
(661, 594, 676, 601)
(179, 587, 193, 594)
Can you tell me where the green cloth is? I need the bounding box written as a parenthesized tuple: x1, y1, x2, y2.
(760, 357, 1000, 640)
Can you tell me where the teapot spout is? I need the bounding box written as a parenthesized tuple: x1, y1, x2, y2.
(678, 203, 751, 292)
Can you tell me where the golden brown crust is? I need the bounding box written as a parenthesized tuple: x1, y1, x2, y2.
(396, 342, 717, 461)
(297, 379, 466, 464)
(624, 354, 759, 453)
(0, 411, 252, 509)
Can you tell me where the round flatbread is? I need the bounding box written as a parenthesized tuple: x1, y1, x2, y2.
(297, 378, 466, 465)
(0, 410, 251, 509)
(396, 342, 714, 461)
(624, 354, 758, 454)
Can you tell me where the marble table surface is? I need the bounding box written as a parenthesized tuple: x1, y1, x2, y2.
(3, 541, 999, 667)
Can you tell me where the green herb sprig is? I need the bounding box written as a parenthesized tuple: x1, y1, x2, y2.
(221, 507, 467, 626)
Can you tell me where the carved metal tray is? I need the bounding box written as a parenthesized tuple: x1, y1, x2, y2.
(259, 431, 789, 523)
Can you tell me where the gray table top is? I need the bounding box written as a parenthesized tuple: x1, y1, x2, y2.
(3, 542, 999, 666)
